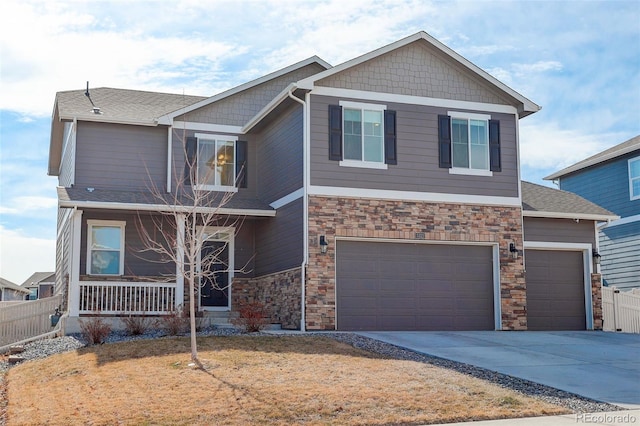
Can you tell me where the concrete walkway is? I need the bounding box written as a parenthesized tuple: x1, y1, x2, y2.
(358, 331, 640, 409)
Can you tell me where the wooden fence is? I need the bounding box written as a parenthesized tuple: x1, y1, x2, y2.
(602, 286, 640, 333)
(0, 294, 63, 353)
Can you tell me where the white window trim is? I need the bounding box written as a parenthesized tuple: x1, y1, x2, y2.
(629, 156, 640, 201)
(339, 100, 387, 169)
(194, 133, 239, 192)
(448, 111, 491, 174)
(86, 220, 126, 276)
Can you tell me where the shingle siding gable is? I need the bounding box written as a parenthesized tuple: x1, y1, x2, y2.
(316, 41, 510, 105)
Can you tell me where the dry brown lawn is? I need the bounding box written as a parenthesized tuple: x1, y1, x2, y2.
(6, 335, 568, 425)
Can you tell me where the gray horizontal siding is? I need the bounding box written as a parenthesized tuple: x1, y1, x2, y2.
(75, 122, 167, 191)
(254, 198, 303, 276)
(255, 103, 303, 203)
(560, 151, 640, 218)
(309, 94, 519, 197)
(600, 221, 640, 289)
(523, 217, 596, 246)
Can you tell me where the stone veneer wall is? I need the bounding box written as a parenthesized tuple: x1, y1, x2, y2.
(591, 273, 603, 330)
(307, 195, 526, 331)
(232, 267, 302, 329)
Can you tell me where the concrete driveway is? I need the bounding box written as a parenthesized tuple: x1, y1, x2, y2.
(358, 331, 640, 408)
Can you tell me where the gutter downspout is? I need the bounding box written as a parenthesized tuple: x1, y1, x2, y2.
(287, 87, 308, 332)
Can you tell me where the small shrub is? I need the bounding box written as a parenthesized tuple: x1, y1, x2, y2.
(232, 301, 269, 333)
(79, 316, 112, 345)
(121, 314, 152, 336)
(157, 306, 189, 335)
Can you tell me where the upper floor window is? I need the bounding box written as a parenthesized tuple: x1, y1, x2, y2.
(184, 134, 247, 191)
(439, 112, 501, 176)
(87, 220, 125, 275)
(629, 156, 640, 200)
(328, 102, 397, 169)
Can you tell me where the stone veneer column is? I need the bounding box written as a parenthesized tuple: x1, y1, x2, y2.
(306, 195, 527, 330)
(591, 273, 603, 330)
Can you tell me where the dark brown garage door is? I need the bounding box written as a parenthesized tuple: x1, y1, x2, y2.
(526, 250, 586, 331)
(336, 241, 495, 331)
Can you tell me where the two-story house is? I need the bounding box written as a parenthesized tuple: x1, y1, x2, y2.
(545, 136, 639, 290)
(48, 31, 615, 333)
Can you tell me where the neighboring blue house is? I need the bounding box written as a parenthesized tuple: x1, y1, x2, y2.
(545, 135, 640, 289)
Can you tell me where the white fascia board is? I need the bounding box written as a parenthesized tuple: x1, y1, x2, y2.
(158, 57, 332, 125)
(270, 188, 304, 209)
(172, 122, 243, 134)
(59, 200, 275, 217)
(297, 31, 540, 115)
(599, 214, 640, 229)
(311, 86, 517, 115)
(522, 210, 619, 222)
(308, 185, 522, 207)
(544, 143, 640, 180)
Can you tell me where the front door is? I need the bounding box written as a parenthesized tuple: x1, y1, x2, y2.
(199, 239, 230, 309)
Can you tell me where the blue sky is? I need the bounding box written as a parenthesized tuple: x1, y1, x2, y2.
(1, 0, 639, 284)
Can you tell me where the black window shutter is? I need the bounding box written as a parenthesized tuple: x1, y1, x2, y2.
(328, 104, 342, 161)
(489, 119, 501, 172)
(384, 110, 397, 165)
(438, 115, 452, 168)
(236, 140, 248, 188)
(184, 136, 197, 185)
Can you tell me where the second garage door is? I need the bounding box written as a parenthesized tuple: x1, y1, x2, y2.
(336, 240, 495, 331)
(525, 250, 586, 331)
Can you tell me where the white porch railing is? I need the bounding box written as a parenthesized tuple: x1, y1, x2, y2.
(0, 295, 63, 352)
(602, 286, 640, 334)
(78, 281, 177, 315)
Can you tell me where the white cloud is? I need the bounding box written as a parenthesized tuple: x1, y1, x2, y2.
(0, 226, 55, 285)
(0, 196, 58, 216)
(519, 121, 622, 171)
(513, 61, 563, 74)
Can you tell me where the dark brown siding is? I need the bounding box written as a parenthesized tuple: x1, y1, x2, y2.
(76, 122, 167, 191)
(336, 241, 494, 331)
(526, 250, 586, 330)
(254, 198, 303, 276)
(309, 94, 519, 197)
(523, 217, 596, 245)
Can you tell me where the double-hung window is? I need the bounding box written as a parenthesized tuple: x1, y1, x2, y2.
(328, 102, 397, 168)
(439, 112, 501, 175)
(185, 134, 247, 191)
(342, 101, 385, 166)
(87, 220, 125, 275)
(629, 157, 640, 200)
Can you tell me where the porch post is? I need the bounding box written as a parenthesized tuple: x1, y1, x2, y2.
(175, 214, 185, 309)
(68, 209, 83, 317)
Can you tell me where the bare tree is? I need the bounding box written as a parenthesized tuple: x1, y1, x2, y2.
(134, 128, 247, 367)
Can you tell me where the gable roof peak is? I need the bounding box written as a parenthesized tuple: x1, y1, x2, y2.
(296, 30, 540, 117)
(544, 135, 640, 180)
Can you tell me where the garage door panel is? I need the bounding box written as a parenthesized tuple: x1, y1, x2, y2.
(526, 249, 586, 331)
(337, 241, 494, 331)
